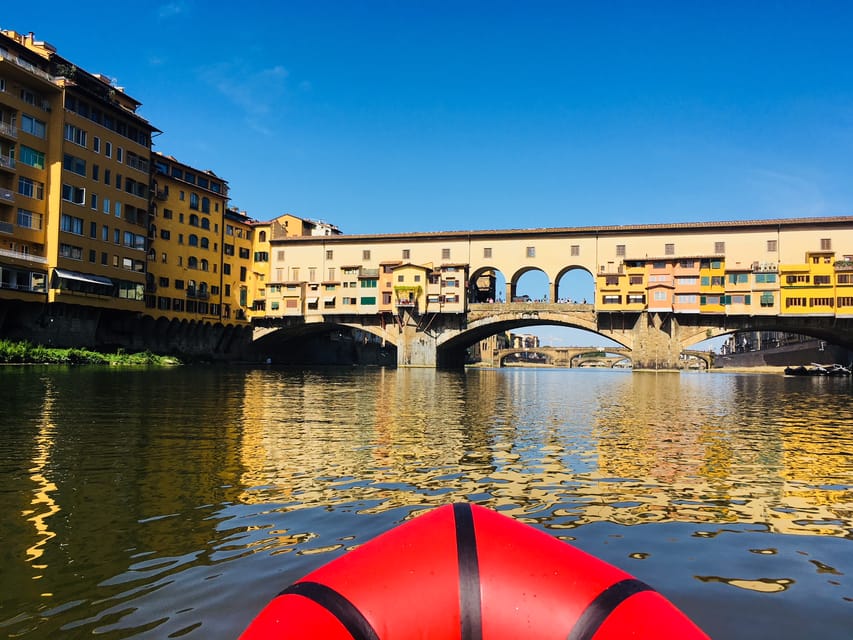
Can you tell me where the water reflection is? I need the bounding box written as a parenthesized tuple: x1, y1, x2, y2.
(236, 369, 853, 539)
(0, 367, 851, 639)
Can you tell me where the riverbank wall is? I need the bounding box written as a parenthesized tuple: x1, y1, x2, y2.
(0, 300, 253, 361)
(714, 338, 853, 369)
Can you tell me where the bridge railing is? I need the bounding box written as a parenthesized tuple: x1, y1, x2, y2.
(468, 302, 595, 312)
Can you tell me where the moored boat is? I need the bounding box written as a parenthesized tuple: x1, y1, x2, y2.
(241, 503, 708, 639)
(785, 363, 852, 376)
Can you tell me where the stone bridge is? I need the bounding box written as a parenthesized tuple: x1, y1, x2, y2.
(253, 301, 853, 369)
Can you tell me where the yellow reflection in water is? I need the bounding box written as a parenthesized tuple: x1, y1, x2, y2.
(235, 369, 853, 539)
(22, 380, 59, 573)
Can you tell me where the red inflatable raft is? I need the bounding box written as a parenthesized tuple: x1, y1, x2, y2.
(241, 503, 708, 639)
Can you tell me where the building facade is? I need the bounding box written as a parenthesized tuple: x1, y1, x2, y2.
(1, 29, 157, 313)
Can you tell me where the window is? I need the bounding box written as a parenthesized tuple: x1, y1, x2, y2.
(59, 243, 83, 260)
(442, 248, 451, 260)
(616, 244, 626, 257)
(201, 197, 210, 213)
(821, 238, 832, 251)
(571, 245, 580, 256)
(361, 279, 378, 288)
(814, 275, 831, 285)
(63, 123, 88, 146)
(17, 177, 44, 200)
(62, 184, 86, 205)
(360, 296, 377, 305)
(629, 275, 644, 285)
(60, 214, 84, 235)
(103, 198, 110, 214)
(190, 193, 199, 210)
(93, 137, 101, 153)
(760, 293, 774, 307)
(16, 209, 42, 230)
(653, 291, 667, 301)
(104, 141, 112, 158)
(200, 238, 209, 249)
(189, 234, 199, 247)
(239, 247, 250, 259)
(63, 153, 87, 176)
(676, 294, 697, 304)
(239, 266, 247, 282)
(363, 250, 371, 261)
(676, 276, 698, 285)
(254, 251, 269, 262)
(728, 273, 748, 284)
(714, 241, 725, 253)
(767, 239, 777, 252)
(19, 146, 45, 169)
(23, 115, 47, 138)
(665, 243, 675, 255)
(189, 214, 200, 227)
(483, 247, 492, 258)
(526, 246, 535, 258)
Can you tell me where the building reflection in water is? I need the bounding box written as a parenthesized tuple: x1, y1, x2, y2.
(236, 368, 853, 540)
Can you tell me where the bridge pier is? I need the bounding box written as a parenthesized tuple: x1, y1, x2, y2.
(630, 312, 685, 370)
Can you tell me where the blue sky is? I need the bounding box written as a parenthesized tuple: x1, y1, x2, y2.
(5, 2, 853, 347)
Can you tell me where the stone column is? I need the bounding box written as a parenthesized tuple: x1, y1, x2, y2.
(630, 311, 684, 370)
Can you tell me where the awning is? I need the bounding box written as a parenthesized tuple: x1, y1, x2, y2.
(54, 268, 114, 287)
(323, 297, 336, 303)
(307, 297, 319, 304)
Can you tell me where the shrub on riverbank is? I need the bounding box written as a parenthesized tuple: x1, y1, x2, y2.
(0, 340, 180, 366)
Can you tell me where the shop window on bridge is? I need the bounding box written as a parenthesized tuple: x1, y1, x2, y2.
(809, 297, 833, 307)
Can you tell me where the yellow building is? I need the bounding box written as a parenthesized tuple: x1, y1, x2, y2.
(780, 250, 837, 316)
(1, 30, 157, 311)
(147, 153, 250, 324)
(222, 208, 255, 322)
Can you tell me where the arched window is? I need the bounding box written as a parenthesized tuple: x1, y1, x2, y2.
(188, 234, 199, 247)
(189, 214, 200, 227)
(200, 237, 209, 249)
(188, 256, 198, 269)
(201, 258, 209, 271)
(201, 197, 210, 213)
(259, 230, 267, 243)
(149, 224, 156, 238)
(190, 192, 199, 210)
(200, 218, 210, 230)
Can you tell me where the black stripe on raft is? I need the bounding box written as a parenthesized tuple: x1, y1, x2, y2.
(279, 581, 380, 640)
(566, 578, 654, 640)
(453, 503, 484, 640)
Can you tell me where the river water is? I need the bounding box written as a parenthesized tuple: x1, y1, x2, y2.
(0, 365, 851, 638)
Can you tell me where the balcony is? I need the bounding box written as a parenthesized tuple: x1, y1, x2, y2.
(0, 247, 48, 264)
(0, 187, 13, 203)
(0, 220, 12, 234)
(834, 260, 853, 272)
(0, 154, 15, 171)
(0, 121, 17, 139)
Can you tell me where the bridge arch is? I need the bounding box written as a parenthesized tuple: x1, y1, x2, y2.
(468, 266, 505, 303)
(554, 265, 595, 304)
(435, 306, 629, 367)
(509, 266, 550, 301)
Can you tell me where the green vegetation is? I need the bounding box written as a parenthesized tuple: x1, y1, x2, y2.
(0, 340, 180, 366)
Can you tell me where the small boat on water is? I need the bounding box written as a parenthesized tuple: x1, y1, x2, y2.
(241, 503, 708, 639)
(784, 363, 852, 376)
